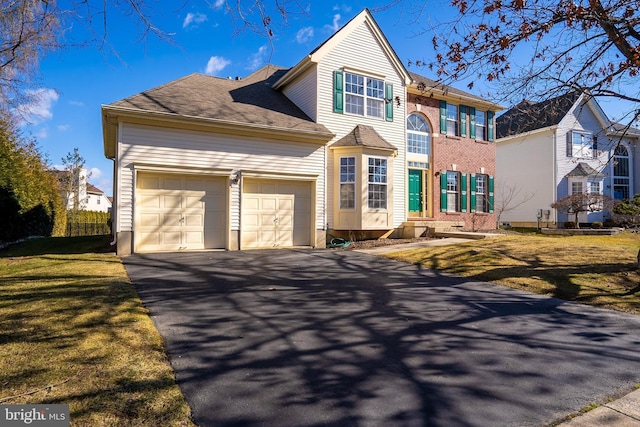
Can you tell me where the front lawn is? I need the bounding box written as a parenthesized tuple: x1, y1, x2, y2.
(0, 236, 194, 426)
(385, 232, 640, 314)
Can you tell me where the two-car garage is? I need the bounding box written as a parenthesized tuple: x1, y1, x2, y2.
(135, 172, 314, 253)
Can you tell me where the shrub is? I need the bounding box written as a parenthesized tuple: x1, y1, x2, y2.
(563, 221, 576, 229)
(591, 222, 603, 229)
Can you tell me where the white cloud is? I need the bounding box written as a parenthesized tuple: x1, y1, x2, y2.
(89, 167, 103, 179)
(324, 14, 341, 33)
(333, 4, 352, 13)
(57, 124, 70, 132)
(17, 88, 59, 124)
(247, 45, 269, 71)
(35, 127, 48, 139)
(213, 0, 225, 9)
(205, 56, 231, 75)
(183, 12, 207, 29)
(296, 27, 314, 44)
(69, 100, 84, 107)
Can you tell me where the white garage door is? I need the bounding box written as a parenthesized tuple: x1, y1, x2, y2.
(136, 173, 226, 252)
(242, 179, 312, 249)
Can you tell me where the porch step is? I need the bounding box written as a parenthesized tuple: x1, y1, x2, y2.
(401, 220, 464, 238)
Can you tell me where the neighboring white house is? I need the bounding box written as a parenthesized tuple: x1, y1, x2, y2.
(102, 8, 500, 255)
(496, 92, 640, 227)
(54, 167, 112, 213)
(85, 183, 112, 213)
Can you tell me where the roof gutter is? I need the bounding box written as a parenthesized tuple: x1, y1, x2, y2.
(496, 125, 558, 143)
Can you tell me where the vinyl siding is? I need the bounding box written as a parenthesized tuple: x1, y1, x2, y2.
(282, 67, 318, 121)
(496, 131, 555, 223)
(117, 123, 325, 232)
(316, 20, 407, 228)
(556, 102, 611, 199)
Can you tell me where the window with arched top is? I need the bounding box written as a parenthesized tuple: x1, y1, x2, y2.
(613, 145, 630, 199)
(407, 113, 431, 155)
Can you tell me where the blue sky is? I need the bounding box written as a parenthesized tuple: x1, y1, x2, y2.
(18, 1, 634, 197)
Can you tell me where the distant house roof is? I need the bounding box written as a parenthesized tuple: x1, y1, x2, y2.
(106, 65, 333, 137)
(87, 184, 104, 194)
(496, 92, 582, 138)
(331, 125, 397, 151)
(566, 162, 606, 178)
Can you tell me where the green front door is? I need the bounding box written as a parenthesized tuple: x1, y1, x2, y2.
(408, 169, 422, 214)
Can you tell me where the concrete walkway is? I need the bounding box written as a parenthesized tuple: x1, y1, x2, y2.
(558, 388, 640, 426)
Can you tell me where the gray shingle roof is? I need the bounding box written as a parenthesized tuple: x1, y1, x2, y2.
(496, 92, 581, 138)
(109, 65, 331, 135)
(566, 162, 606, 178)
(408, 71, 488, 103)
(331, 125, 397, 151)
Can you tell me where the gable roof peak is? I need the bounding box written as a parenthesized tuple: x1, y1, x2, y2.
(273, 8, 411, 89)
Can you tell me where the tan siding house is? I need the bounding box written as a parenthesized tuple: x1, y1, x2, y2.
(103, 8, 501, 254)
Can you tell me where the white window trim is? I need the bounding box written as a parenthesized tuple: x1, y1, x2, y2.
(344, 71, 386, 120)
(570, 130, 595, 159)
(339, 157, 356, 210)
(368, 157, 388, 210)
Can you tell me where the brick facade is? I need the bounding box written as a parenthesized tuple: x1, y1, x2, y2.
(407, 93, 497, 229)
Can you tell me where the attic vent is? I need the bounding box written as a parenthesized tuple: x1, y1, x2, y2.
(235, 76, 241, 81)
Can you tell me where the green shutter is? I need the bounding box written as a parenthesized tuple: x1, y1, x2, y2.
(470, 173, 477, 213)
(469, 107, 476, 139)
(488, 175, 495, 213)
(487, 111, 495, 142)
(460, 172, 467, 212)
(460, 105, 467, 137)
(333, 70, 344, 114)
(440, 171, 448, 212)
(439, 101, 447, 134)
(385, 83, 393, 122)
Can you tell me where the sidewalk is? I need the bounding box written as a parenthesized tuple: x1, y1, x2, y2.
(356, 237, 640, 427)
(557, 389, 640, 426)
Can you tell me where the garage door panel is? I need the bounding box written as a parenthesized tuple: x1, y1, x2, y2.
(185, 213, 203, 227)
(136, 173, 226, 252)
(139, 194, 161, 209)
(162, 195, 181, 209)
(163, 214, 182, 226)
(185, 231, 204, 244)
(162, 231, 181, 245)
(139, 213, 160, 227)
(242, 179, 312, 249)
(261, 198, 277, 211)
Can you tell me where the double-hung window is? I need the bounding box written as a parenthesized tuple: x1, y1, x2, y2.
(475, 110, 487, 141)
(344, 72, 384, 119)
(368, 158, 387, 209)
(568, 131, 595, 158)
(446, 104, 459, 136)
(339, 157, 356, 209)
(475, 174, 488, 212)
(446, 171, 460, 212)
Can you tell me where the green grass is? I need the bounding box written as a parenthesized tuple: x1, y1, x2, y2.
(385, 232, 640, 314)
(0, 236, 194, 426)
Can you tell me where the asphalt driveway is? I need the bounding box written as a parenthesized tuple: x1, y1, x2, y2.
(124, 249, 640, 427)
